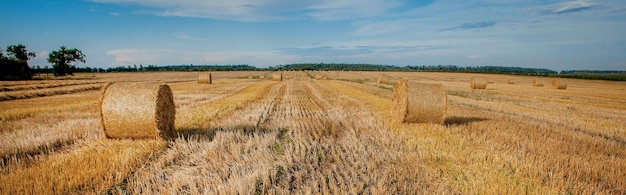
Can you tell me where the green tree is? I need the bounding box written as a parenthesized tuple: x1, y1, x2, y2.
(48, 46, 86, 76)
(7, 44, 36, 63)
(1, 44, 36, 79)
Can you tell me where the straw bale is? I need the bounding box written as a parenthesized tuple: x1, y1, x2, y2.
(198, 72, 212, 84)
(392, 79, 447, 124)
(378, 73, 393, 85)
(470, 77, 488, 89)
(272, 72, 282, 81)
(551, 79, 567, 89)
(533, 79, 544, 87)
(315, 74, 325, 80)
(100, 82, 176, 139)
(487, 79, 495, 84)
(507, 80, 515, 84)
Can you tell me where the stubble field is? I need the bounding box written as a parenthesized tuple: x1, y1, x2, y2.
(1, 71, 625, 194)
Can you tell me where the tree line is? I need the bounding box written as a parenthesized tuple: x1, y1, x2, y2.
(269, 63, 559, 75)
(3, 45, 624, 81)
(1, 44, 85, 80)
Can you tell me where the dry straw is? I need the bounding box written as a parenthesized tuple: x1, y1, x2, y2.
(487, 79, 495, 84)
(551, 78, 567, 89)
(99, 82, 176, 139)
(272, 72, 283, 81)
(315, 74, 325, 80)
(377, 73, 393, 85)
(507, 80, 515, 84)
(470, 77, 488, 89)
(533, 79, 544, 87)
(197, 72, 212, 84)
(392, 79, 448, 124)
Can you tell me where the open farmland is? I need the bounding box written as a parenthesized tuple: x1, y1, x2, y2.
(1, 71, 625, 194)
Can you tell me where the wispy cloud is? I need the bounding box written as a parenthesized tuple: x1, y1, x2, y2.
(108, 12, 120, 16)
(441, 21, 496, 31)
(105, 48, 297, 66)
(539, 0, 600, 14)
(173, 32, 207, 42)
(88, 0, 430, 21)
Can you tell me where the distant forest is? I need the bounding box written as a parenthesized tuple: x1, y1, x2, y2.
(33, 63, 626, 81)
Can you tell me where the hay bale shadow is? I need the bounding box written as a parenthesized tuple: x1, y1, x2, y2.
(444, 116, 489, 126)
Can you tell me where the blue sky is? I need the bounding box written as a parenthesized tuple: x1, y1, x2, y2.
(1, 0, 625, 70)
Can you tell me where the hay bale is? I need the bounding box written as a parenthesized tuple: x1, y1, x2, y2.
(260, 75, 265, 79)
(507, 80, 515, 84)
(392, 79, 447, 124)
(470, 77, 488, 89)
(487, 79, 495, 84)
(315, 74, 325, 80)
(377, 73, 393, 85)
(533, 79, 544, 87)
(99, 82, 176, 139)
(272, 72, 282, 81)
(551, 79, 567, 89)
(197, 72, 212, 84)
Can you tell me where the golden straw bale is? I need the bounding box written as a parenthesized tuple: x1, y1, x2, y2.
(377, 73, 393, 84)
(551, 79, 567, 89)
(487, 79, 495, 84)
(533, 79, 544, 87)
(507, 80, 515, 84)
(315, 74, 325, 80)
(197, 72, 212, 84)
(272, 72, 282, 81)
(392, 79, 447, 124)
(99, 82, 176, 139)
(470, 77, 488, 89)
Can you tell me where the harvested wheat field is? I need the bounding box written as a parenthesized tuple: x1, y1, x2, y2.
(1, 71, 626, 194)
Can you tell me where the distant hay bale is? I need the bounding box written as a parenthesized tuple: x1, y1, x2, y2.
(533, 79, 544, 87)
(197, 73, 212, 84)
(99, 82, 176, 139)
(470, 77, 488, 89)
(272, 72, 282, 81)
(487, 79, 495, 84)
(392, 79, 447, 124)
(248, 75, 253, 79)
(551, 79, 567, 89)
(260, 75, 265, 79)
(315, 74, 324, 80)
(378, 73, 393, 85)
(507, 80, 515, 84)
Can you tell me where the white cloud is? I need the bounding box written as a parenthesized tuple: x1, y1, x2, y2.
(539, 0, 600, 14)
(173, 32, 207, 42)
(105, 48, 298, 66)
(108, 12, 121, 16)
(89, 0, 414, 21)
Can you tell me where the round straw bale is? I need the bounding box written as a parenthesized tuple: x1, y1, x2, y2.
(470, 77, 488, 89)
(100, 82, 176, 139)
(198, 72, 212, 84)
(272, 72, 282, 81)
(533, 79, 544, 87)
(315, 74, 324, 80)
(378, 73, 393, 85)
(392, 79, 447, 124)
(551, 78, 567, 89)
